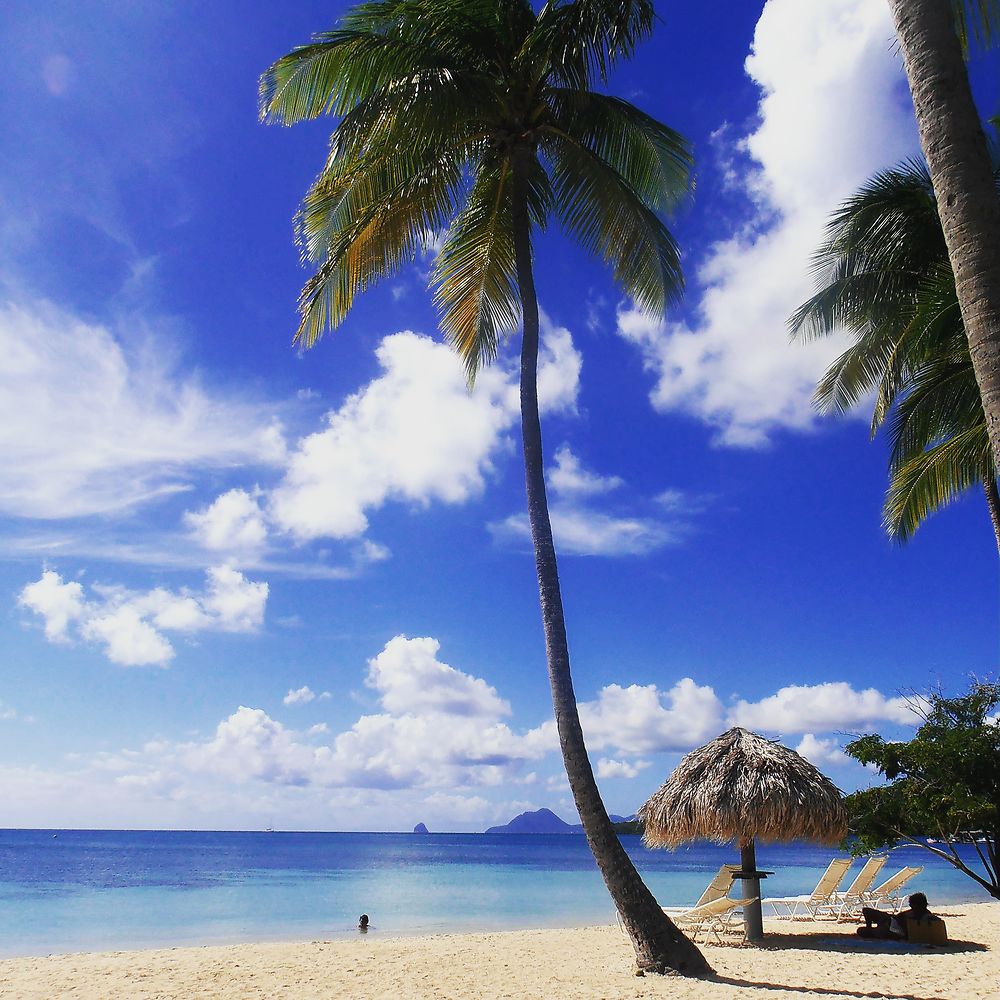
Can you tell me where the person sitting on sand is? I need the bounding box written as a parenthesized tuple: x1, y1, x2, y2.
(358, 914, 370, 933)
(856, 892, 935, 939)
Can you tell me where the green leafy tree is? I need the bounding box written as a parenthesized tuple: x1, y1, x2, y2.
(887, 0, 1000, 471)
(844, 681, 1000, 900)
(259, 0, 708, 974)
(791, 156, 1000, 550)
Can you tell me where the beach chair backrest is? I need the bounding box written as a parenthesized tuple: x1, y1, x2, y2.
(841, 856, 886, 897)
(871, 866, 923, 898)
(694, 864, 741, 907)
(808, 857, 853, 901)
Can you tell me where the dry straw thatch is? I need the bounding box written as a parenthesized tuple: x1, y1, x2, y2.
(639, 727, 848, 849)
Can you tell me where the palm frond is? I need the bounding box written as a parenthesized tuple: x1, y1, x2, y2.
(544, 88, 691, 211)
(531, 0, 655, 88)
(951, 0, 1000, 54)
(296, 149, 464, 346)
(432, 159, 520, 382)
(884, 425, 994, 541)
(544, 130, 682, 316)
(888, 358, 984, 465)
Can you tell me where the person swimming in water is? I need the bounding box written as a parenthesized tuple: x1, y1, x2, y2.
(358, 913, 370, 933)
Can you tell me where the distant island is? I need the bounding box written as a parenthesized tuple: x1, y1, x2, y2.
(412, 822, 429, 834)
(485, 807, 640, 835)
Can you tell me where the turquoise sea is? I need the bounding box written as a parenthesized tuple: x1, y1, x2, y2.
(0, 830, 990, 958)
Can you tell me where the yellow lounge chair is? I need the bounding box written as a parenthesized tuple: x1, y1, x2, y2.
(765, 857, 852, 919)
(662, 864, 741, 914)
(670, 895, 758, 944)
(827, 856, 887, 920)
(861, 866, 924, 913)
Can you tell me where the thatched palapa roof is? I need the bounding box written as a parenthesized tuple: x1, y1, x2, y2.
(638, 727, 848, 849)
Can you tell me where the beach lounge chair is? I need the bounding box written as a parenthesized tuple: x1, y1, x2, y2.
(826, 856, 887, 920)
(860, 866, 924, 913)
(765, 857, 852, 919)
(662, 864, 741, 914)
(670, 895, 758, 944)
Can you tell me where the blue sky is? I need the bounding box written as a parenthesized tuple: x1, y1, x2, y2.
(1, 0, 996, 832)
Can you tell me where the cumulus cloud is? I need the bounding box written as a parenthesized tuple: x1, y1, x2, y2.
(548, 445, 623, 497)
(18, 570, 85, 640)
(99, 636, 544, 795)
(528, 678, 726, 756)
(2, 636, 932, 828)
(0, 299, 285, 519)
(185, 489, 267, 556)
(18, 566, 267, 666)
(596, 757, 650, 780)
(795, 733, 848, 769)
(366, 636, 510, 718)
(728, 682, 922, 733)
(283, 686, 331, 706)
(270, 322, 580, 542)
(616, 0, 915, 446)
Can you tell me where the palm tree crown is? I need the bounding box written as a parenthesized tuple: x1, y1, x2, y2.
(791, 155, 998, 549)
(259, 0, 690, 378)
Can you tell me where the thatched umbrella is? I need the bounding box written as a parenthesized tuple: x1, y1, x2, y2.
(638, 727, 848, 942)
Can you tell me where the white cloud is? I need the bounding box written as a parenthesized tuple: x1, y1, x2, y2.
(616, 0, 915, 446)
(270, 323, 580, 542)
(0, 638, 933, 828)
(18, 566, 268, 666)
(795, 733, 848, 769)
(0, 701, 18, 721)
(596, 757, 650, 780)
(81, 605, 176, 667)
(491, 506, 677, 556)
(728, 682, 922, 734)
(548, 445, 623, 497)
(185, 489, 267, 556)
(530, 678, 726, 756)
(283, 685, 331, 707)
(365, 636, 510, 719)
(0, 298, 285, 519)
(17, 570, 85, 640)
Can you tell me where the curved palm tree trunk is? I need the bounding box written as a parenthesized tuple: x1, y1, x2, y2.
(984, 475, 1000, 553)
(889, 0, 1000, 468)
(509, 152, 710, 977)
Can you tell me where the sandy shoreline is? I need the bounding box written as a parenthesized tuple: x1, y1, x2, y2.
(0, 903, 995, 999)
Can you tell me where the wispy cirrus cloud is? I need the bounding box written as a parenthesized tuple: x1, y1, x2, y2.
(0, 298, 285, 521)
(490, 445, 700, 556)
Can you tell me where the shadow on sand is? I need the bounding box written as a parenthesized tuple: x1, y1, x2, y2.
(700, 927, 988, 1000)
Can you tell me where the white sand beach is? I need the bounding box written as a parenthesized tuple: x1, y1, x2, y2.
(0, 903, 994, 999)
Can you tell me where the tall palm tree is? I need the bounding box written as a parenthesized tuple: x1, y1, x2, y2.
(887, 0, 1000, 469)
(260, 0, 709, 975)
(791, 157, 1000, 551)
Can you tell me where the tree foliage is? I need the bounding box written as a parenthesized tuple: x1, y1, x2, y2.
(790, 153, 999, 549)
(259, 0, 690, 382)
(844, 681, 1000, 899)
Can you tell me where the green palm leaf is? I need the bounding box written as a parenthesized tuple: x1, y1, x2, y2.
(885, 426, 994, 541)
(432, 159, 520, 380)
(543, 130, 683, 316)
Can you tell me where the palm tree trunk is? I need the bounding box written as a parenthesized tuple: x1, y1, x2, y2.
(984, 475, 1000, 553)
(889, 0, 1000, 469)
(508, 150, 710, 977)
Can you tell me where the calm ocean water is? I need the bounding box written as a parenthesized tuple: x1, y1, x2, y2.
(0, 829, 989, 957)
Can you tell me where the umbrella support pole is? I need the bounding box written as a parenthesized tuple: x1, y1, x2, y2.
(739, 837, 764, 943)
